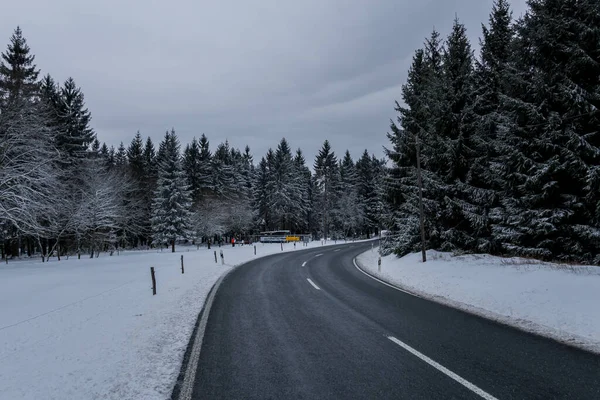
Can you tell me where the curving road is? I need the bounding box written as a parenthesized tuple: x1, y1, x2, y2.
(177, 241, 600, 399)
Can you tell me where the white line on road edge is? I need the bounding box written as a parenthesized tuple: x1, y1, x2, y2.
(387, 336, 499, 400)
(315, 254, 323, 257)
(307, 278, 321, 290)
(302, 261, 307, 267)
(352, 258, 421, 299)
(178, 273, 227, 400)
(334, 249, 341, 252)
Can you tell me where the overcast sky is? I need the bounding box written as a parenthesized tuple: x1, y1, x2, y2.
(1, 0, 528, 166)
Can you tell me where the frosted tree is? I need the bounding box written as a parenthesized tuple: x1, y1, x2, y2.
(151, 129, 192, 252)
(493, 0, 600, 262)
(55, 77, 95, 159)
(293, 149, 312, 234)
(265, 138, 303, 231)
(253, 155, 272, 231)
(183, 137, 204, 205)
(0, 27, 39, 107)
(313, 140, 341, 239)
(211, 140, 236, 198)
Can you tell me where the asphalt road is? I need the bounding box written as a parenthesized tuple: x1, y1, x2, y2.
(182, 241, 600, 399)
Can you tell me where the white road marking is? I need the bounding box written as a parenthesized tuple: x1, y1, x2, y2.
(179, 273, 228, 400)
(315, 254, 323, 257)
(334, 249, 341, 252)
(387, 336, 499, 400)
(306, 278, 321, 290)
(302, 261, 307, 267)
(352, 258, 421, 299)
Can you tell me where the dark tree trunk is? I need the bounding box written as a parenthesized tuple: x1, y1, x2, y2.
(26, 237, 32, 257)
(171, 239, 175, 253)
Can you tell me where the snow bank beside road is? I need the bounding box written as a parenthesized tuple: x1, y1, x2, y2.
(0, 241, 338, 400)
(356, 249, 600, 354)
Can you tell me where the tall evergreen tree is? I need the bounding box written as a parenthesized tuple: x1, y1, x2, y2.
(183, 137, 202, 205)
(56, 78, 95, 158)
(151, 129, 192, 252)
(127, 131, 145, 180)
(493, 0, 600, 262)
(114, 142, 127, 168)
(266, 138, 302, 230)
(314, 140, 341, 239)
(294, 148, 312, 234)
(0, 27, 39, 107)
(196, 134, 213, 198)
(212, 140, 236, 198)
(254, 156, 272, 231)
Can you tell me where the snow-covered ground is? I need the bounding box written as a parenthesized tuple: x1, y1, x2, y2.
(0, 240, 341, 400)
(356, 249, 600, 354)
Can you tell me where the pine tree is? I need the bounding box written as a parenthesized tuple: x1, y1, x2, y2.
(91, 138, 100, 155)
(137, 136, 157, 245)
(314, 140, 341, 239)
(493, 0, 600, 262)
(385, 32, 449, 255)
(294, 149, 312, 234)
(39, 74, 61, 133)
(465, 0, 517, 254)
(356, 150, 381, 237)
(143, 136, 157, 182)
(183, 137, 202, 205)
(266, 138, 302, 230)
(127, 131, 145, 181)
(212, 140, 236, 198)
(339, 150, 357, 187)
(56, 77, 95, 158)
(436, 17, 485, 251)
(254, 156, 272, 231)
(0, 27, 39, 107)
(337, 150, 363, 238)
(151, 129, 192, 252)
(114, 142, 127, 168)
(197, 134, 213, 197)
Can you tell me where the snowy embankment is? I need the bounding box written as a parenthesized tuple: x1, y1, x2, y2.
(356, 248, 600, 354)
(0, 241, 338, 400)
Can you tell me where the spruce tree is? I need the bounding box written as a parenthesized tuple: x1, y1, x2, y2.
(151, 129, 192, 252)
(495, 0, 600, 262)
(267, 138, 302, 230)
(314, 140, 340, 239)
(254, 156, 272, 231)
(183, 137, 202, 205)
(293, 149, 312, 234)
(212, 140, 236, 198)
(56, 77, 95, 158)
(127, 132, 145, 181)
(197, 134, 213, 198)
(0, 27, 39, 107)
(114, 142, 127, 168)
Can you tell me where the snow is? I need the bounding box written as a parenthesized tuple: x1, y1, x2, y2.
(0, 240, 343, 400)
(356, 248, 600, 354)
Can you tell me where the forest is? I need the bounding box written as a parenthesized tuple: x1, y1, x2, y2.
(384, 0, 599, 264)
(1, 0, 598, 264)
(0, 27, 385, 259)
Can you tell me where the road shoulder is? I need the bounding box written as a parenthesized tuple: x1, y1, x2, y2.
(355, 249, 600, 355)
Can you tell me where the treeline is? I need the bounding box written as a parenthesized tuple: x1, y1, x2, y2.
(384, 0, 600, 264)
(0, 27, 385, 260)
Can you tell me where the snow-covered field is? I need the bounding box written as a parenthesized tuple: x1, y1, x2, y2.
(356, 249, 600, 354)
(0, 241, 337, 400)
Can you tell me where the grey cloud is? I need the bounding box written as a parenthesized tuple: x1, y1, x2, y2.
(1, 0, 528, 165)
